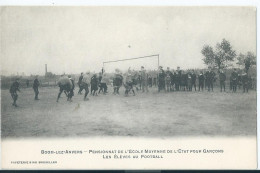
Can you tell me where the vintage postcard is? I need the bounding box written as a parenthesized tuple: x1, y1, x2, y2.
(0, 5, 258, 170)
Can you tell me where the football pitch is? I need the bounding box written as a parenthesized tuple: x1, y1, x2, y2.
(1, 86, 257, 138)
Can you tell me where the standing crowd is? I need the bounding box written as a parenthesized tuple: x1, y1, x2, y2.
(157, 66, 252, 93)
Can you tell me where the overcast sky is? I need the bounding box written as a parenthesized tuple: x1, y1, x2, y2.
(0, 6, 256, 75)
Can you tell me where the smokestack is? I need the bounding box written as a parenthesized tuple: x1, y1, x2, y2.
(45, 64, 47, 75)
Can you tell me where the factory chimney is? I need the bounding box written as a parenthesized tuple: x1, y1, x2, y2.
(45, 64, 47, 76)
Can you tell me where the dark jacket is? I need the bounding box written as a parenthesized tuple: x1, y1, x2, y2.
(165, 71, 172, 82)
(91, 76, 98, 85)
(10, 81, 20, 93)
(175, 71, 182, 84)
(241, 73, 248, 84)
(219, 73, 226, 82)
(113, 74, 123, 87)
(231, 71, 238, 81)
(158, 69, 165, 81)
(181, 73, 188, 85)
(205, 71, 215, 82)
(191, 73, 196, 84)
(78, 75, 83, 85)
(33, 79, 40, 88)
(171, 72, 176, 84)
(198, 74, 205, 84)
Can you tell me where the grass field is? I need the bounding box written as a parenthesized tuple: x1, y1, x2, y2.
(1, 85, 257, 138)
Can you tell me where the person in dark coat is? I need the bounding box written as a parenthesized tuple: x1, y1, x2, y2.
(141, 66, 149, 93)
(91, 74, 99, 96)
(198, 71, 205, 91)
(148, 75, 153, 88)
(219, 70, 226, 92)
(248, 75, 253, 89)
(165, 67, 172, 92)
(26, 79, 29, 88)
(191, 70, 197, 91)
(181, 71, 188, 91)
(237, 74, 242, 89)
(10, 78, 20, 107)
(187, 74, 192, 91)
(175, 70, 181, 91)
(241, 70, 249, 93)
(170, 70, 176, 91)
(231, 68, 238, 92)
(98, 72, 103, 93)
(229, 75, 233, 91)
(77, 72, 84, 94)
(98, 72, 102, 83)
(204, 70, 209, 90)
(153, 77, 157, 87)
(158, 66, 165, 92)
(113, 70, 123, 94)
(135, 72, 142, 91)
(205, 67, 215, 91)
(33, 75, 40, 100)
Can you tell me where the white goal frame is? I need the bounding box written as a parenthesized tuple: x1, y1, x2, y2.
(102, 54, 160, 72)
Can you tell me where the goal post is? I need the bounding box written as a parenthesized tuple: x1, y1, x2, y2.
(102, 54, 160, 73)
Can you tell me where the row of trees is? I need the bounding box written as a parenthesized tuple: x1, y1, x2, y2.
(201, 39, 256, 73)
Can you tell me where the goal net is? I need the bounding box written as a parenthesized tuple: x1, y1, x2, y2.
(103, 54, 159, 74)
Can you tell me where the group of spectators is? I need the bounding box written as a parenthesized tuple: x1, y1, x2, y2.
(126, 66, 253, 94)
(156, 66, 252, 93)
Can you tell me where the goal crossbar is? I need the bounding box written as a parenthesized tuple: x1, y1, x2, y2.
(103, 54, 160, 69)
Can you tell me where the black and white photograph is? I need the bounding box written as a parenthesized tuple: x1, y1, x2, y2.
(0, 4, 258, 170)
